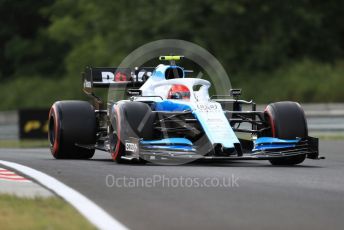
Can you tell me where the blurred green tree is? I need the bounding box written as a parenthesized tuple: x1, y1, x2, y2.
(0, 0, 66, 80)
(0, 0, 344, 108)
(45, 0, 344, 76)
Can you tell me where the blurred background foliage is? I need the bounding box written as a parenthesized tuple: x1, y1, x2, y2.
(0, 0, 343, 109)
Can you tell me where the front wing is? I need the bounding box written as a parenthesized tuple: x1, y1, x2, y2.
(120, 137, 320, 162)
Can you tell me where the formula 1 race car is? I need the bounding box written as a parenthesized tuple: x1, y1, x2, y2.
(48, 56, 319, 165)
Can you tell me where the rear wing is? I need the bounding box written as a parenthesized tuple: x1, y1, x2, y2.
(82, 66, 154, 104)
(82, 67, 154, 89)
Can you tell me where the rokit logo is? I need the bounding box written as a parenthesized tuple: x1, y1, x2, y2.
(196, 103, 219, 112)
(125, 142, 138, 152)
(101, 72, 129, 82)
(101, 70, 152, 83)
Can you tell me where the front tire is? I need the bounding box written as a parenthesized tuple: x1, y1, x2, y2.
(110, 102, 154, 163)
(48, 101, 96, 159)
(264, 101, 307, 165)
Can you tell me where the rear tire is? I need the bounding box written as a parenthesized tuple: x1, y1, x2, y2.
(110, 102, 154, 163)
(48, 101, 96, 159)
(264, 101, 307, 165)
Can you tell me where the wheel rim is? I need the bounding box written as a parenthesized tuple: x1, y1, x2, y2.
(48, 115, 55, 147)
(110, 120, 118, 149)
(110, 113, 120, 158)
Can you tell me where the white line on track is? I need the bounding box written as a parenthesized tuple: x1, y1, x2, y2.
(0, 160, 128, 230)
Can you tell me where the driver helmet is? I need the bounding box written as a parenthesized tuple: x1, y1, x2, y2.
(167, 84, 190, 100)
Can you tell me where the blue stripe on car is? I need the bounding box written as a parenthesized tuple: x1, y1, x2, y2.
(253, 137, 301, 151)
(255, 137, 301, 145)
(140, 138, 193, 146)
(141, 145, 195, 151)
(253, 144, 297, 151)
(155, 100, 191, 111)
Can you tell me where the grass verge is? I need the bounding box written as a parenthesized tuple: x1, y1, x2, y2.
(0, 194, 95, 230)
(0, 140, 48, 148)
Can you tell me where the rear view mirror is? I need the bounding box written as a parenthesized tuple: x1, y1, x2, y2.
(229, 89, 242, 99)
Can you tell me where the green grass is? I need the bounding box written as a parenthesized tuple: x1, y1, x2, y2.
(0, 194, 96, 230)
(0, 140, 48, 148)
(232, 59, 344, 103)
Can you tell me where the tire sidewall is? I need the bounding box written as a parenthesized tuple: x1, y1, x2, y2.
(48, 101, 96, 159)
(264, 101, 307, 165)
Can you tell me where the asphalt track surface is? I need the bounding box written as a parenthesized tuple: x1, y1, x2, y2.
(0, 140, 343, 230)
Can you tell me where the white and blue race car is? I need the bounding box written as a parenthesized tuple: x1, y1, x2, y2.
(48, 56, 319, 165)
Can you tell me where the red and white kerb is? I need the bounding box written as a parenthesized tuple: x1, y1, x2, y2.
(0, 167, 31, 182)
